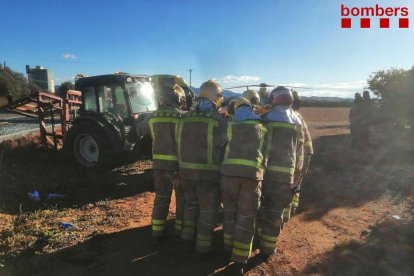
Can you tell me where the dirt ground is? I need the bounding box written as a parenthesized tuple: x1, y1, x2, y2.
(0, 107, 413, 276)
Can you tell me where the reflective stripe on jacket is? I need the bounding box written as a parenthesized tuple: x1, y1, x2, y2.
(295, 111, 313, 155)
(178, 110, 227, 180)
(148, 107, 183, 170)
(221, 120, 266, 180)
(264, 121, 302, 184)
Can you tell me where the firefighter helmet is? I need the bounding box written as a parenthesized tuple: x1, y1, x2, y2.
(199, 80, 224, 108)
(242, 89, 260, 105)
(159, 84, 186, 107)
(227, 97, 251, 115)
(269, 86, 293, 107)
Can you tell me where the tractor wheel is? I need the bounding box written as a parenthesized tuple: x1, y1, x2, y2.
(64, 122, 115, 172)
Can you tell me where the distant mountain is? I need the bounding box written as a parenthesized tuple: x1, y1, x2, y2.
(301, 96, 353, 102)
(191, 87, 352, 102)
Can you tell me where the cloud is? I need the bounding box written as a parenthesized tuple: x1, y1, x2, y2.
(62, 53, 78, 60)
(213, 75, 260, 84)
(309, 81, 366, 90)
(293, 81, 367, 98)
(227, 80, 367, 99)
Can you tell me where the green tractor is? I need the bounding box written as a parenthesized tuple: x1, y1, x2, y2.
(64, 73, 157, 171)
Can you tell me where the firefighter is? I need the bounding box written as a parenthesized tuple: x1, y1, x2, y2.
(258, 83, 269, 105)
(221, 97, 266, 274)
(349, 93, 363, 148)
(360, 90, 373, 147)
(242, 89, 261, 107)
(129, 84, 187, 244)
(177, 80, 227, 258)
(282, 91, 313, 222)
(259, 86, 303, 259)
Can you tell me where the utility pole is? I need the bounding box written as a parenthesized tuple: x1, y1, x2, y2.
(188, 69, 193, 87)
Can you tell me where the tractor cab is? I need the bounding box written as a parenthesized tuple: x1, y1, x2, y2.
(64, 73, 156, 171)
(75, 74, 157, 123)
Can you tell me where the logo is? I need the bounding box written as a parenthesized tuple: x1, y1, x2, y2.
(341, 3, 409, 28)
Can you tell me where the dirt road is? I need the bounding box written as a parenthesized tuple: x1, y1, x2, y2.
(0, 107, 413, 275)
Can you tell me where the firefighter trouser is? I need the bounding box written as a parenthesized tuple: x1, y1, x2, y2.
(259, 180, 293, 255)
(221, 176, 261, 264)
(282, 193, 300, 224)
(180, 179, 220, 253)
(151, 170, 184, 237)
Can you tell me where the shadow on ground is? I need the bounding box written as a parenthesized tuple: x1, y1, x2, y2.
(303, 218, 414, 275)
(0, 145, 153, 215)
(4, 222, 237, 276)
(298, 134, 414, 222)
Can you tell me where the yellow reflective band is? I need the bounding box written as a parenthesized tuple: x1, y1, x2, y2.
(267, 165, 295, 174)
(292, 195, 299, 204)
(261, 234, 278, 242)
(152, 225, 166, 231)
(304, 142, 312, 147)
(298, 155, 304, 161)
(152, 219, 166, 225)
(224, 239, 233, 245)
(153, 154, 178, 161)
(197, 233, 212, 241)
(207, 122, 214, 165)
(150, 117, 179, 124)
(183, 220, 196, 226)
(179, 162, 219, 170)
(223, 233, 233, 239)
(232, 248, 250, 257)
(233, 241, 252, 250)
(175, 219, 183, 225)
(222, 158, 261, 168)
(182, 227, 195, 233)
(197, 240, 211, 247)
(261, 241, 276, 248)
(240, 120, 263, 125)
(283, 208, 291, 217)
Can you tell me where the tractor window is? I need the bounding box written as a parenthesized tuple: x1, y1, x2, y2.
(97, 86, 113, 113)
(97, 85, 128, 118)
(83, 86, 97, 112)
(125, 81, 157, 113)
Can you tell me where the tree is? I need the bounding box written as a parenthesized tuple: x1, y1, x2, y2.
(57, 81, 75, 97)
(367, 66, 414, 126)
(0, 65, 39, 101)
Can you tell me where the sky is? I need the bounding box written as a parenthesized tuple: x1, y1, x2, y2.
(1, 0, 414, 98)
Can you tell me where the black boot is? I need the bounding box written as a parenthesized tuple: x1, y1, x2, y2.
(228, 262, 244, 275)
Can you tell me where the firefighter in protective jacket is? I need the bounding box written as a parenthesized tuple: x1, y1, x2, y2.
(221, 97, 266, 273)
(259, 86, 303, 259)
(282, 91, 313, 222)
(133, 84, 187, 244)
(177, 80, 227, 257)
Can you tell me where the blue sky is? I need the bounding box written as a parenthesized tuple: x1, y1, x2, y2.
(1, 0, 414, 98)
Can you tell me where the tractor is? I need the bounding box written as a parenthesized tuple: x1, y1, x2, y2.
(63, 73, 157, 171)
